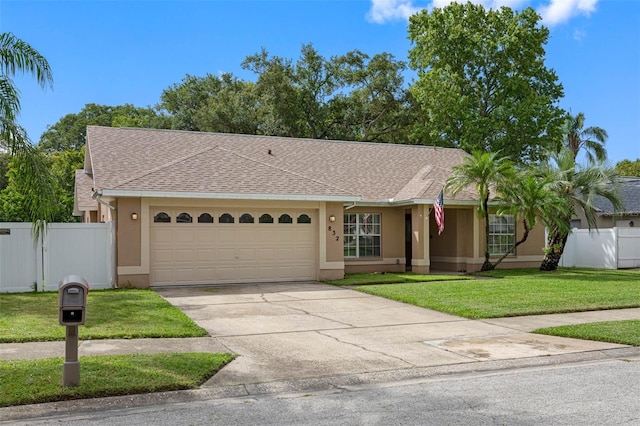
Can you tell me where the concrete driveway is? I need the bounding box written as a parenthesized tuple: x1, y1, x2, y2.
(155, 281, 627, 388)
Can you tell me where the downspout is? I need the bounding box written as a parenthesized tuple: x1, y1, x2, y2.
(344, 202, 357, 210)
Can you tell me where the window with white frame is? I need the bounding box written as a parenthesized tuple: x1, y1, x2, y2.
(488, 214, 515, 255)
(344, 213, 381, 258)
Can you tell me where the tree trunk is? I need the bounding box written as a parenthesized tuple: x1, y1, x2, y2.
(539, 226, 569, 271)
(480, 260, 495, 271)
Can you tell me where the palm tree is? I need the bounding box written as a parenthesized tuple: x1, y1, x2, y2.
(538, 148, 622, 271)
(492, 171, 571, 269)
(0, 32, 54, 235)
(562, 112, 608, 163)
(445, 151, 514, 271)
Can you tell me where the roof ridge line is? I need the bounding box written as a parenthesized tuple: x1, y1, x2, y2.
(112, 144, 219, 189)
(217, 145, 358, 197)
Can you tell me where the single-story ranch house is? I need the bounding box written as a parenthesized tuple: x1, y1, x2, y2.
(75, 126, 545, 288)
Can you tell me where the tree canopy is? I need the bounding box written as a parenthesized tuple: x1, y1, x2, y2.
(38, 103, 169, 153)
(408, 3, 565, 164)
(615, 158, 640, 177)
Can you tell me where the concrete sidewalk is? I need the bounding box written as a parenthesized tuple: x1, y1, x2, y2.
(2, 282, 638, 385)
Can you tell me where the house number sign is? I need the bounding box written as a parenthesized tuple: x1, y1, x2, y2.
(327, 226, 340, 241)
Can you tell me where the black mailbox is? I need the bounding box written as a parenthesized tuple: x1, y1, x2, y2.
(59, 275, 88, 326)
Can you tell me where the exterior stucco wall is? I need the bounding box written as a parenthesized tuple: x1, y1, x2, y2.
(344, 206, 408, 274)
(430, 207, 477, 272)
(116, 198, 142, 267)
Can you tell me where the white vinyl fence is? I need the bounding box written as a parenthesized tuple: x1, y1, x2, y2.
(560, 227, 640, 269)
(0, 222, 114, 293)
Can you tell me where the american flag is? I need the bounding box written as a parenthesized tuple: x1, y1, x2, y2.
(434, 188, 444, 235)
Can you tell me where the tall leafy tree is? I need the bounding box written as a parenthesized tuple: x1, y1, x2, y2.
(38, 103, 169, 153)
(615, 159, 640, 177)
(537, 148, 622, 271)
(445, 151, 514, 271)
(408, 3, 565, 163)
(242, 44, 343, 139)
(0, 32, 55, 232)
(561, 112, 608, 163)
(333, 50, 412, 142)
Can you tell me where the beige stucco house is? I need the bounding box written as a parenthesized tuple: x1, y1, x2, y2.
(75, 126, 545, 288)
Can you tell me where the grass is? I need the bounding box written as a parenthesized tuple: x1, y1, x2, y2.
(326, 272, 472, 286)
(0, 289, 208, 343)
(534, 320, 640, 347)
(0, 352, 235, 407)
(352, 268, 640, 319)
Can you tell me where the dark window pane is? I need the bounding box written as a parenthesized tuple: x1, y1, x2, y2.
(219, 213, 234, 224)
(240, 213, 254, 223)
(198, 213, 213, 223)
(176, 212, 192, 223)
(259, 214, 274, 224)
(297, 214, 311, 224)
(278, 214, 293, 224)
(154, 212, 171, 223)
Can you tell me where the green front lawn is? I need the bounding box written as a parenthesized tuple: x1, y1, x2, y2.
(326, 272, 472, 286)
(0, 289, 208, 343)
(0, 352, 235, 407)
(534, 320, 640, 347)
(352, 268, 640, 319)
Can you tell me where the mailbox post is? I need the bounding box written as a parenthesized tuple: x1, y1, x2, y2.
(59, 275, 88, 387)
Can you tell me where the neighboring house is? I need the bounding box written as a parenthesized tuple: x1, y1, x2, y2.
(75, 126, 545, 288)
(572, 177, 640, 229)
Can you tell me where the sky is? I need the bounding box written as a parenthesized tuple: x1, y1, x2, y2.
(1, 0, 639, 164)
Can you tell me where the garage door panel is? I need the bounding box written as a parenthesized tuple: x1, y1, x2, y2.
(196, 230, 215, 243)
(153, 269, 174, 284)
(175, 230, 195, 243)
(153, 229, 173, 243)
(174, 268, 195, 282)
(294, 247, 314, 260)
(174, 249, 195, 262)
(256, 229, 276, 241)
(237, 229, 255, 242)
(217, 229, 236, 243)
(257, 247, 276, 261)
(195, 268, 217, 282)
(151, 209, 317, 285)
(153, 249, 174, 263)
(217, 248, 237, 261)
(237, 248, 256, 260)
(196, 249, 215, 261)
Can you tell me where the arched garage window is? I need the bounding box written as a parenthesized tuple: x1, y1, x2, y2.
(278, 214, 293, 224)
(176, 212, 192, 223)
(154, 212, 171, 223)
(297, 214, 311, 224)
(198, 213, 214, 223)
(219, 213, 234, 223)
(239, 213, 254, 223)
(259, 214, 274, 223)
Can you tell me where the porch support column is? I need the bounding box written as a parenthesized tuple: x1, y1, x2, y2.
(411, 204, 430, 274)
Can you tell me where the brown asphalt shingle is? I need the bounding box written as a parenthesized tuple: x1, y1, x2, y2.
(86, 126, 477, 202)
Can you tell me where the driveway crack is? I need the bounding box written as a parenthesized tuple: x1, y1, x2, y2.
(316, 330, 416, 368)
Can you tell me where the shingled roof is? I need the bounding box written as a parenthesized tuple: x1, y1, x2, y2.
(84, 126, 477, 204)
(594, 177, 640, 216)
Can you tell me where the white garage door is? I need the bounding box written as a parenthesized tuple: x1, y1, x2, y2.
(150, 208, 317, 285)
